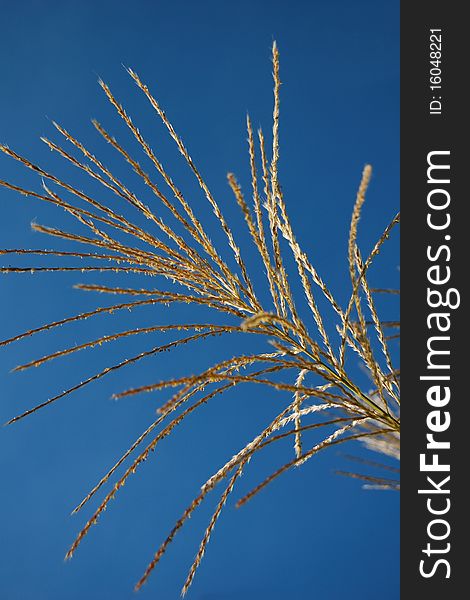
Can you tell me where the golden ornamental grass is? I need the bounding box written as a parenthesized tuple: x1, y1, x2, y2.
(0, 42, 399, 595)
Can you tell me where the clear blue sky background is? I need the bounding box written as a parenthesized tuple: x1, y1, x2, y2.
(0, 1, 399, 599)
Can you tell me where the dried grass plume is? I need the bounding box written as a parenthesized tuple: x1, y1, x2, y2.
(0, 42, 399, 595)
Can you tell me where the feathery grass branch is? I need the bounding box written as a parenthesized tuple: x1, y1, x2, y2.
(1, 41, 399, 595)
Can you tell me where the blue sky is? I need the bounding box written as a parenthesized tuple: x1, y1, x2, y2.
(0, 1, 399, 599)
